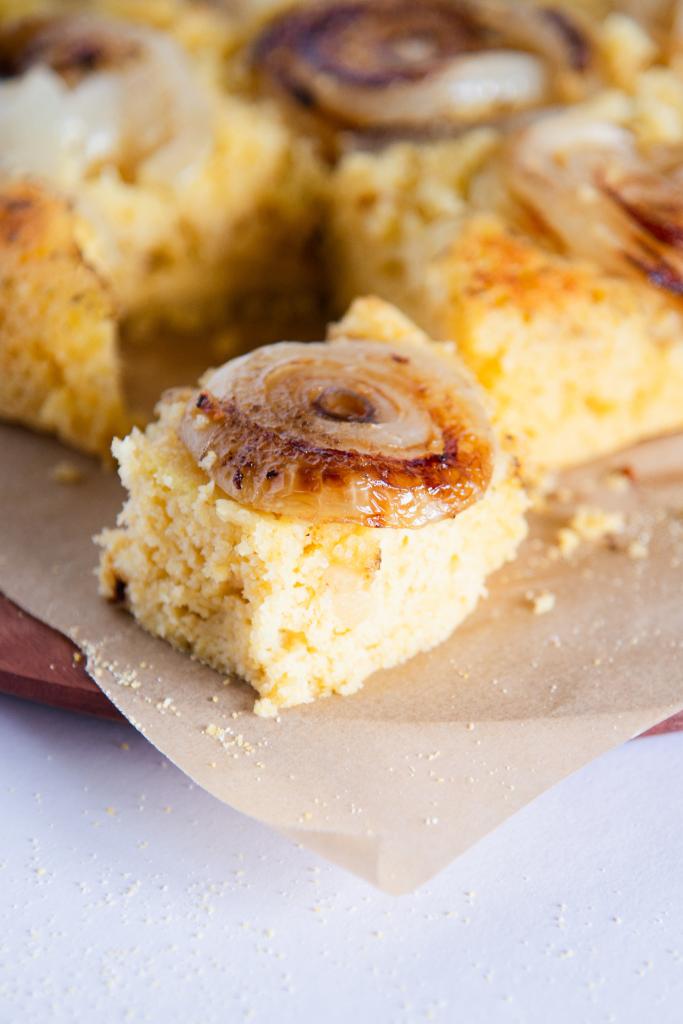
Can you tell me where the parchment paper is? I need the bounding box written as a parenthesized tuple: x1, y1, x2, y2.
(1, 422, 681, 893)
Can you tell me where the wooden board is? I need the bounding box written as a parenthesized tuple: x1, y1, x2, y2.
(0, 592, 681, 736)
(0, 592, 122, 720)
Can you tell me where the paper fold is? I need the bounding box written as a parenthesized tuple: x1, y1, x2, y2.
(1, 423, 681, 892)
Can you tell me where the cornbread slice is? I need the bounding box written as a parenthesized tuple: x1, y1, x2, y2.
(0, 1, 326, 453)
(329, 97, 683, 475)
(0, 1, 326, 340)
(97, 299, 528, 714)
(0, 181, 127, 456)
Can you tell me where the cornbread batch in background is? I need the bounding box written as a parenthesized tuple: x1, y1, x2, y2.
(0, 0, 325, 455)
(294, 0, 683, 475)
(1, 0, 682, 711)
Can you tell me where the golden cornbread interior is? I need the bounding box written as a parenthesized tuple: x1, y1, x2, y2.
(97, 299, 528, 714)
(329, 81, 683, 475)
(0, 180, 127, 456)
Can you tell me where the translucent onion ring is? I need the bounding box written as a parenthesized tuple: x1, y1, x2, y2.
(0, 14, 140, 83)
(0, 13, 212, 186)
(251, 0, 594, 132)
(502, 112, 683, 296)
(179, 339, 495, 528)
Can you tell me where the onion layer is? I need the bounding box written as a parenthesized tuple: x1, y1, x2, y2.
(179, 339, 495, 528)
(252, 0, 594, 133)
(501, 111, 683, 296)
(0, 13, 212, 187)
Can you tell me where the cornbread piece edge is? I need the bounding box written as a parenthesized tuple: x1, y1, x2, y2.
(0, 181, 128, 457)
(97, 303, 528, 714)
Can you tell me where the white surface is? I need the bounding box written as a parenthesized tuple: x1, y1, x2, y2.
(0, 695, 681, 1024)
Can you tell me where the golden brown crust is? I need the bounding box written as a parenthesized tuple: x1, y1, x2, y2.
(0, 179, 127, 456)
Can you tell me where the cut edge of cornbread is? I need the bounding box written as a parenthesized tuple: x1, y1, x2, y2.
(97, 300, 529, 715)
(0, 179, 129, 457)
(436, 214, 683, 474)
(0, 0, 329, 346)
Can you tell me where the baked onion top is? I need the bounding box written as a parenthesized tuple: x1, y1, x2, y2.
(251, 0, 596, 135)
(179, 338, 495, 528)
(0, 13, 212, 187)
(500, 111, 683, 296)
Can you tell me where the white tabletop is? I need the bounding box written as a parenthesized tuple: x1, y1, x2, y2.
(1, 694, 681, 1024)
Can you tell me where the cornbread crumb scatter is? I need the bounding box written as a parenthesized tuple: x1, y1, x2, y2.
(97, 299, 528, 712)
(568, 506, 626, 543)
(526, 590, 556, 616)
(50, 461, 85, 485)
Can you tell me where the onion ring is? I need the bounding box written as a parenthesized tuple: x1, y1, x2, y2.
(179, 338, 495, 528)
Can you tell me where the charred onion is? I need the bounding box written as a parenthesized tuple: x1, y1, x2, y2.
(501, 111, 683, 296)
(179, 338, 495, 528)
(251, 0, 596, 133)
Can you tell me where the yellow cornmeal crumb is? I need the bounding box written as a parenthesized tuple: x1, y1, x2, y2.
(329, 89, 683, 477)
(526, 590, 556, 615)
(556, 527, 582, 558)
(627, 539, 649, 560)
(97, 301, 528, 713)
(604, 469, 632, 494)
(568, 506, 626, 542)
(50, 461, 85, 485)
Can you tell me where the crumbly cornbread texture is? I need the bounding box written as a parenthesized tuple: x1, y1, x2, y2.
(329, 92, 683, 475)
(98, 300, 528, 714)
(0, 181, 127, 456)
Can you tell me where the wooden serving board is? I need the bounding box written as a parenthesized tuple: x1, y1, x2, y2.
(0, 592, 681, 736)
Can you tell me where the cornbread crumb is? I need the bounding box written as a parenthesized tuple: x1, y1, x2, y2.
(605, 468, 633, 494)
(555, 527, 581, 559)
(50, 461, 85, 485)
(627, 539, 649, 560)
(568, 506, 626, 543)
(526, 590, 556, 616)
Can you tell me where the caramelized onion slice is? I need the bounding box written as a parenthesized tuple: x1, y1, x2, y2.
(179, 339, 495, 529)
(252, 0, 594, 132)
(0, 13, 212, 186)
(502, 111, 683, 296)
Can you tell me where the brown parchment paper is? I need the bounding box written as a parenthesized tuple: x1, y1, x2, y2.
(1, 422, 682, 893)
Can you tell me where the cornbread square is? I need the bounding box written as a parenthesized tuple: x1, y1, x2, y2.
(0, 0, 325, 453)
(0, 181, 127, 456)
(0, 0, 327, 339)
(97, 299, 528, 714)
(329, 119, 683, 475)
